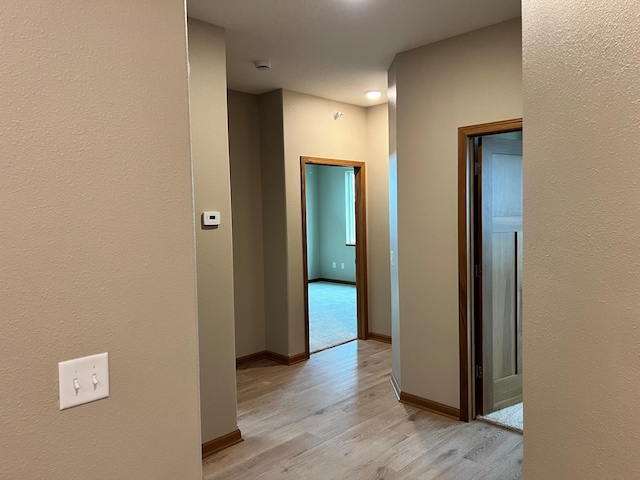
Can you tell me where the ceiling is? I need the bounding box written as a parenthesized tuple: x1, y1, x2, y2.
(187, 0, 521, 107)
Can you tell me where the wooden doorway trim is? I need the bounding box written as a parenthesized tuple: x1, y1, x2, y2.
(301, 156, 369, 356)
(458, 118, 522, 422)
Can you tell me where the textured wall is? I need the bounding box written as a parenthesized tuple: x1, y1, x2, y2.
(259, 90, 290, 355)
(523, 1, 640, 478)
(366, 104, 392, 337)
(0, 1, 202, 478)
(389, 61, 402, 383)
(391, 19, 522, 407)
(305, 164, 321, 279)
(317, 165, 357, 283)
(228, 90, 267, 358)
(187, 18, 239, 444)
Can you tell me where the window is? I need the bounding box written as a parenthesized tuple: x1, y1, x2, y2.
(345, 170, 356, 245)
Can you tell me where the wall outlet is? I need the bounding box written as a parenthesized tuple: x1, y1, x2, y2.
(332, 262, 336, 268)
(58, 352, 109, 410)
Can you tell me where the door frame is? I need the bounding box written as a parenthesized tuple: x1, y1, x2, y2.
(300, 156, 369, 356)
(458, 118, 522, 422)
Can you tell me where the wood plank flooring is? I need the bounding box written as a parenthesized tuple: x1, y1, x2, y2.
(203, 340, 522, 480)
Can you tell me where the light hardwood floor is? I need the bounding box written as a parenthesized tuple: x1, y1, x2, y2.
(203, 340, 523, 479)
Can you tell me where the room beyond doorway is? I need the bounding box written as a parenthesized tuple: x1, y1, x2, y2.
(300, 157, 369, 356)
(308, 281, 357, 353)
(457, 119, 523, 427)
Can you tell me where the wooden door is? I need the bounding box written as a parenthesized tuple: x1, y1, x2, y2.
(479, 137, 523, 414)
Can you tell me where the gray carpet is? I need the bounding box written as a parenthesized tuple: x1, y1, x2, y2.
(478, 402, 523, 433)
(308, 281, 357, 353)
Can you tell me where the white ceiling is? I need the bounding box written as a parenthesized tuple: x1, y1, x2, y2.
(187, 0, 521, 107)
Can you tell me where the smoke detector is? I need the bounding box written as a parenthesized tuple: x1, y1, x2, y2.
(254, 60, 271, 70)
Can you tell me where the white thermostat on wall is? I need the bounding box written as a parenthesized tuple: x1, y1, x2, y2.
(203, 211, 221, 226)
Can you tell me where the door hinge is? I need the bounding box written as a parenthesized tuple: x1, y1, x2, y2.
(474, 162, 481, 175)
(474, 264, 482, 278)
(475, 365, 483, 379)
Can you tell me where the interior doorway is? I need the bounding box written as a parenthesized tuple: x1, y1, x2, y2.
(458, 119, 523, 428)
(300, 157, 369, 355)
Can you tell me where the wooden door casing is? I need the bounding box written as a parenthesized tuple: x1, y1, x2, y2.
(457, 118, 522, 422)
(300, 156, 369, 357)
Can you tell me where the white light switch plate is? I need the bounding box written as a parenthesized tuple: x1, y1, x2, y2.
(58, 352, 109, 410)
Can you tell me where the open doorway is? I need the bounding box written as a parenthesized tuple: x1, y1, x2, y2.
(458, 119, 523, 433)
(301, 157, 369, 355)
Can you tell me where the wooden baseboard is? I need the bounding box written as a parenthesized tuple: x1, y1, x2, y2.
(237, 350, 309, 367)
(399, 391, 460, 420)
(287, 352, 309, 365)
(264, 350, 290, 365)
(308, 278, 356, 286)
(202, 429, 243, 459)
(368, 332, 391, 344)
(265, 350, 309, 365)
(390, 373, 401, 401)
(236, 351, 267, 367)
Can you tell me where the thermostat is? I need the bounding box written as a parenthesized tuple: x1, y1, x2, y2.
(203, 211, 221, 226)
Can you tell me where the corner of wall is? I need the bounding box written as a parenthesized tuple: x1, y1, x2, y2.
(187, 18, 239, 444)
(228, 90, 267, 358)
(258, 89, 290, 356)
(393, 20, 522, 407)
(388, 58, 401, 386)
(2, 3, 203, 478)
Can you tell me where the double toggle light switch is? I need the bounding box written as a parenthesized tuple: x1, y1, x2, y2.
(58, 352, 110, 410)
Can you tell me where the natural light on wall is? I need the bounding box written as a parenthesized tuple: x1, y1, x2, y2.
(345, 170, 356, 245)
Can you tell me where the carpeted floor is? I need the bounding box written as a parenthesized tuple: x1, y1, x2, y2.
(308, 281, 357, 353)
(478, 402, 523, 433)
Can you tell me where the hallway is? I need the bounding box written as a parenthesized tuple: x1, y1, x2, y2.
(203, 341, 523, 479)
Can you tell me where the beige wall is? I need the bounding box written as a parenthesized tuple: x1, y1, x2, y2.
(366, 104, 392, 337)
(282, 90, 390, 354)
(388, 62, 402, 383)
(391, 19, 522, 407)
(523, 1, 640, 478)
(305, 163, 322, 280)
(187, 18, 239, 444)
(228, 90, 266, 358)
(0, 2, 202, 478)
(258, 90, 290, 355)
